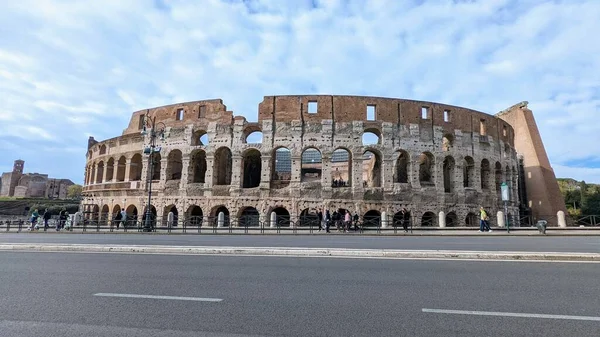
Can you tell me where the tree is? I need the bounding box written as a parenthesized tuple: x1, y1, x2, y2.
(67, 184, 83, 200)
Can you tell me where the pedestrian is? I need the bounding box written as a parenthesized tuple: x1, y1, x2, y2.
(29, 209, 39, 231)
(352, 212, 359, 231)
(59, 208, 68, 231)
(325, 209, 331, 233)
(403, 208, 411, 232)
(114, 210, 122, 230)
(479, 206, 492, 232)
(317, 208, 323, 231)
(43, 209, 51, 231)
(120, 208, 127, 228)
(344, 210, 351, 232)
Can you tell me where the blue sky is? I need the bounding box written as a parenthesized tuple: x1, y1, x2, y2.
(0, 0, 599, 184)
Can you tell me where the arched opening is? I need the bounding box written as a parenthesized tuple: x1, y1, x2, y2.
(442, 134, 454, 152)
(463, 156, 475, 188)
(331, 148, 351, 187)
(112, 204, 121, 217)
(99, 144, 106, 155)
(245, 131, 263, 144)
(271, 147, 291, 189)
(141, 205, 157, 226)
(394, 151, 409, 183)
(89, 166, 96, 185)
(301, 148, 322, 183)
(100, 204, 109, 223)
(446, 211, 458, 227)
(363, 210, 381, 227)
(362, 130, 380, 146)
(465, 212, 478, 227)
(481, 159, 491, 190)
(419, 152, 435, 184)
(272, 207, 290, 227)
(164, 204, 179, 226)
(116, 156, 126, 182)
(443, 156, 455, 193)
(299, 208, 319, 227)
(362, 150, 381, 188)
(239, 207, 260, 227)
(166, 150, 183, 181)
(212, 206, 230, 227)
(126, 205, 138, 224)
(192, 130, 209, 146)
(190, 150, 207, 183)
(242, 149, 261, 188)
(495, 162, 503, 194)
(96, 161, 104, 183)
(151, 153, 161, 181)
(106, 158, 115, 182)
(421, 212, 436, 227)
(393, 211, 405, 227)
(213, 147, 233, 185)
(186, 205, 203, 226)
(129, 154, 142, 181)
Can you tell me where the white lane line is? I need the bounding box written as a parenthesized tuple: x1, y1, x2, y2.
(422, 308, 600, 322)
(94, 293, 223, 302)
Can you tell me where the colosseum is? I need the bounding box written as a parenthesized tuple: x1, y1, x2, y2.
(82, 95, 560, 229)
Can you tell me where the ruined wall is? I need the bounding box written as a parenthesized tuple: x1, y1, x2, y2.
(497, 102, 566, 218)
(83, 95, 521, 227)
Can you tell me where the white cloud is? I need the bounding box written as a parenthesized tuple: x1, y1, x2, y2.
(0, 0, 598, 184)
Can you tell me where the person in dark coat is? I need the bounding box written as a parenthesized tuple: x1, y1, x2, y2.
(43, 209, 52, 231)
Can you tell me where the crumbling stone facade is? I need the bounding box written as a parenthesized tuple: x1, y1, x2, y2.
(1, 160, 74, 199)
(81, 95, 521, 227)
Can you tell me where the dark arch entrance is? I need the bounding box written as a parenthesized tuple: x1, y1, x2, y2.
(466, 212, 478, 227)
(239, 207, 260, 227)
(212, 206, 230, 227)
(272, 207, 290, 227)
(445, 212, 458, 227)
(141, 205, 157, 228)
(422, 212, 436, 227)
(299, 208, 319, 227)
(363, 210, 381, 227)
(187, 205, 203, 226)
(126, 205, 138, 225)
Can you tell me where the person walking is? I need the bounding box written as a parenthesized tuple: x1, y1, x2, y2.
(29, 209, 39, 230)
(317, 208, 323, 231)
(344, 210, 351, 232)
(59, 208, 68, 231)
(324, 209, 331, 233)
(114, 210, 122, 230)
(120, 208, 127, 228)
(403, 208, 411, 232)
(43, 209, 51, 231)
(479, 206, 492, 232)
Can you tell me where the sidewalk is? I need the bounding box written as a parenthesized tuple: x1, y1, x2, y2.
(2, 225, 600, 236)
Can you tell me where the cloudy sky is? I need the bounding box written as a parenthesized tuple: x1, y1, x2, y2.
(0, 0, 598, 184)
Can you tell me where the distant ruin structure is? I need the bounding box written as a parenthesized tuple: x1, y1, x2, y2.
(0, 160, 74, 199)
(80, 95, 560, 227)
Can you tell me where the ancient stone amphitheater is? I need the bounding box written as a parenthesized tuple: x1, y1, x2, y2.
(82, 95, 521, 228)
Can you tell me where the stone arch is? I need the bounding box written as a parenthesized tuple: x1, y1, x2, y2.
(393, 211, 405, 227)
(243, 124, 263, 144)
(239, 206, 260, 227)
(242, 148, 261, 188)
(186, 205, 203, 226)
(213, 147, 232, 185)
(481, 159, 491, 190)
(126, 205, 138, 223)
(362, 129, 381, 146)
(362, 149, 382, 188)
(100, 204, 109, 222)
(272, 207, 291, 227)
(394, 150, 409, 183)
(363, 210, 381, 227)
(301, 147, 322, 183)
(442, 134, 454, 152)
(164, 204, 179, 226)
(443, 156, 455, 193)
(166, 150, 183, 180)
(446, 211, 458, 227)
(116, 156, 126, 182)
(99, 144, 106, 155)
(89, 165, 96, 185)
(95, 161, 104, 183)
(419, 152, 435, 184)
(112, 205, 122, 221)
(190, 150, 207, 183)
(91, 204, 100, 221)
(465, 212, 478, 227)
(141, 205, 157, 226)
(463, 156, 475, 188)
(129, 153, 143, 181)
(151, 153, 161, 181)
(421, 211, 436, 227)
(210, 205, 230, 226)
(495, 161, 503, 194)
(331, 148, 352, 187)
(271, 147, 291, 189)
(299, 208, 319, 227)
(192, 130, 209, 146)
(106, 157, 115, 182)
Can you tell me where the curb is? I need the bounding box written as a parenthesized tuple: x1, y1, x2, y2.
(1, 244, 599, 261)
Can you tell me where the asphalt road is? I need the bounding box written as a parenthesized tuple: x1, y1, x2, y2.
(1, 233, 600, 252)
(1, 252, 600, 336)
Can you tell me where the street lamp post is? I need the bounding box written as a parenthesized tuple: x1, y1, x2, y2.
(141, 110, 167, 232)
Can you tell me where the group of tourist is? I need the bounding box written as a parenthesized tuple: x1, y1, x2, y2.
(313, 208, 413, 233)
(331, 179, 348, 187)
(28, 208, 71, 231)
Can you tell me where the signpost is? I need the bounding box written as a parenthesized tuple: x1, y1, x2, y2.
(501, 182, 510, 233)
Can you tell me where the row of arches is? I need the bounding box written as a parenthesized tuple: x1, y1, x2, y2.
(85, 203, 484, 227)
(86, 154, 143, 185)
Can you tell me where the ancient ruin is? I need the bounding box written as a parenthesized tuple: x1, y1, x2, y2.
(81, 95, 556, 227)
(0, 160, 74, 199)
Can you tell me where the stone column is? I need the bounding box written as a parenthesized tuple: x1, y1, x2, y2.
(217, 211, 225, 228)
(260, 154, 272, 190)
(381, 211, 388, 228)
(180, 154, 191, 189)
(557, 210, 566, 228)
(270, 211, 276, 228)
(112, 161, 118, 182)
(205, 155, 215, 190)
(124, 158, 132, 182)
(101, 163, 108, 183)
(438, 211, 446, 228)
(230, 154, 242, 188)
(497, 211, 505, 227)
(290, 155, 301, 184)
(321, 154, 332, 188)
